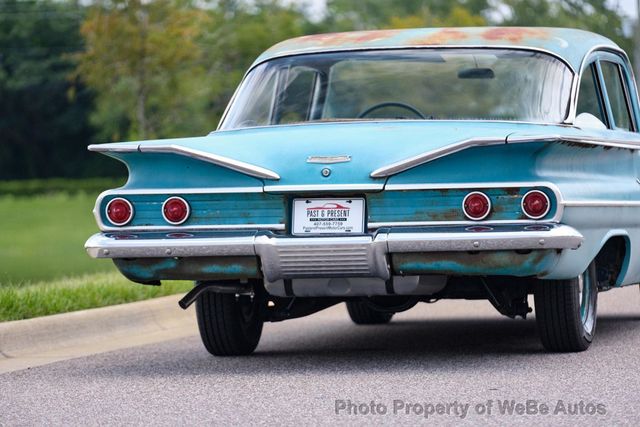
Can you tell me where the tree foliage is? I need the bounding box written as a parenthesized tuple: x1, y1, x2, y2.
(76, 0, 212, 141)
(75, 0, 307, 141)
(0, 0, 109, 179)
(324, 0, 490, 30)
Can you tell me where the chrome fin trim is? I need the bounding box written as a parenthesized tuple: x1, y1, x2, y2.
(370, 133, 640, 178)
(370, 136, 506, 178)
(88, 143, 280, 180)
(88, 143, 138, 153)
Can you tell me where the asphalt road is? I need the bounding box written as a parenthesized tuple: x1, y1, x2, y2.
(2, 286, 640, 426)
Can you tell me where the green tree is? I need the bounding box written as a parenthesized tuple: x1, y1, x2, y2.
(324, 0, 490, 31)
(76, 0, 308, 141)
(76, 0, 212, 141)
(321, 0, 633, 66)
(0, 0, 112, 179)
(386, 5, 487, 28)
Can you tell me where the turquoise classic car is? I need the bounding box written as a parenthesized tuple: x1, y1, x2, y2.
(86, 27, 640, 355)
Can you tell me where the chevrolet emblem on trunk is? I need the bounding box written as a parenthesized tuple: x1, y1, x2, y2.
(306, 155, 352, 164)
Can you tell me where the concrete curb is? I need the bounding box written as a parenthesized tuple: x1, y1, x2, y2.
(0, 295, 197, 373)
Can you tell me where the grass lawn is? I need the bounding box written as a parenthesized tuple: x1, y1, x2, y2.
(0, 188, 193, 321)
(0, 192, 116, 283)
(0, 271, 192, 321)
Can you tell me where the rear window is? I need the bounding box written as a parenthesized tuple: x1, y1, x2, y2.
(221, 48, 573, 130)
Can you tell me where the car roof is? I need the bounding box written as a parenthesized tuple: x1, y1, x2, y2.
(253, 27, 621, 72)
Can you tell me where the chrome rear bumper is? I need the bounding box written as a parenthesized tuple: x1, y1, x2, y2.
(86, 224, 583, 283)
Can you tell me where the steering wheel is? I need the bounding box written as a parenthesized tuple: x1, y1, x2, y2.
(357, 102, 427, 119)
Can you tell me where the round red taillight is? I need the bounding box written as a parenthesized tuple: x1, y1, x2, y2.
(522, 190, 550, 219)
(162, 197, 190, 225)
(463, 192, 491, 221)
(106, 198, 133, 226)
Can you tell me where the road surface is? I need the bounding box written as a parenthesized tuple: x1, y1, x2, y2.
(1, 286, 640, 425)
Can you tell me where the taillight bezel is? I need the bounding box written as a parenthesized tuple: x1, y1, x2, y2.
(162, 196, 191, 225)
(105, 197, 134, 226)
(462, 191, 492, 221)
(521, 190, 551, 220)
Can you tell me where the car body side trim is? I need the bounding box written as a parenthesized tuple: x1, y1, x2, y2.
(562, 201, 640, 207)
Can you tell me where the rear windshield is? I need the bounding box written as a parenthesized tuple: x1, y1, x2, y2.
(220, 48, 573, 130)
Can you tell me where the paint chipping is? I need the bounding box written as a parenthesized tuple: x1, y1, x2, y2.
(482, 27, 550, 43)
(392, 250, 556, 276)
(114, 256, 259, 282)
(408, 28, 469, 45)
(274, 29, 402, 51)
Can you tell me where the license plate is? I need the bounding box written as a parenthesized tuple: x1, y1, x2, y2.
(292, 198, 365, 235)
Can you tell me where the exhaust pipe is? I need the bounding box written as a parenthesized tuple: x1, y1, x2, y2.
(178, 281, 253, 309)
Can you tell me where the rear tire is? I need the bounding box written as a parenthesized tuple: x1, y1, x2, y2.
(534, 261, 598, 352)
(195, 288, 263, 356)
(346, 300, 394, 325)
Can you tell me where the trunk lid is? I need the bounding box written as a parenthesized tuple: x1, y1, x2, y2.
(190, 121, 515, 190)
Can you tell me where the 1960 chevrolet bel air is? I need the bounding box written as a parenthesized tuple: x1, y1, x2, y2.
(86, 27, 640, 355)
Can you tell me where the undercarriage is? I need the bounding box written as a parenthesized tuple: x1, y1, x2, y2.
(180, 275, 535, 322)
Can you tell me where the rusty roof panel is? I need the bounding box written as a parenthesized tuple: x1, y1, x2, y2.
(253, 27, 620, 72)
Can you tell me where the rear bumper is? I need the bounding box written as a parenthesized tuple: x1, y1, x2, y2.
(86, 224, 583, 283)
